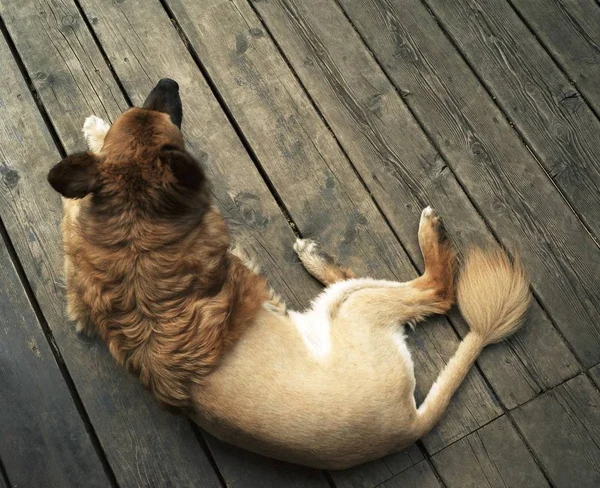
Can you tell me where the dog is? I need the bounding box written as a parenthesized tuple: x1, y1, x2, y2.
(47, 79, 531, 470)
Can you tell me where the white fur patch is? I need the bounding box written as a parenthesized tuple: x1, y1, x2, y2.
(289, 278, 402, 360)
(289, 308, 332, 360)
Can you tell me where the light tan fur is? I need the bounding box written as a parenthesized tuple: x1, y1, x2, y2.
(51, 105, 531, 470)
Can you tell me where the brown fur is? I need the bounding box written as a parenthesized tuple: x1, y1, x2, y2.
(49, 102, 532, 470)
(55, 109, 268, 409)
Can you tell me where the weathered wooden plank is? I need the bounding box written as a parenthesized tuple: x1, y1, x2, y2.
(431, 415, 548, 487)
(0, 11, 221, 487)
(161, 0, 502, 461)
(334, 0, 589, 399)
(0, 233, 110, 487)
(510, 0, 600, 113)
(0, 0, 128, 148)
(379, 460, 442, 488)
(512, 374, 600, 488)
(420, 0, 600, 241)
(0, 0, 330, 485)
(250, 0, 581, 411)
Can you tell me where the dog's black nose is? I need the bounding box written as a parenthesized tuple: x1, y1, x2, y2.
(156, 78, 179, 92)
(142, 78, 183, 128)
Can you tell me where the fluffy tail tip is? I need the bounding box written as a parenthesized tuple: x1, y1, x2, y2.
(457, 247, 531, 346)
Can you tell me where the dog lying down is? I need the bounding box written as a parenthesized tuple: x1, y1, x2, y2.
(47, 79, 531, 470)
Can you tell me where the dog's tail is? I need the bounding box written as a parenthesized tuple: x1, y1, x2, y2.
(412, 247, 530, 438)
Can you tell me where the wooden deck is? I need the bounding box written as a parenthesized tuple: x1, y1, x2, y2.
(0, 0, 599, 486)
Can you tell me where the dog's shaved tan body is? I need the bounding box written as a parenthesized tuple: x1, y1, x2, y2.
(49, 85, 531, 470)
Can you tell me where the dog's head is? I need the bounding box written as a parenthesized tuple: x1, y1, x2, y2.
(48, 79, 209, 216)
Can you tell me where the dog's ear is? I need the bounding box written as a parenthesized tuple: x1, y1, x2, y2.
(161, 147, 205, 191)
(47, 152, 101, 198)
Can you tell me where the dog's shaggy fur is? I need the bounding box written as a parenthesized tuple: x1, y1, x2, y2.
(54, 109, 268, 409)
(48, 87, 531, 469)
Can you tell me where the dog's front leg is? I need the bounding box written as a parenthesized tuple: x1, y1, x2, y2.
(293, 238, 356, 285)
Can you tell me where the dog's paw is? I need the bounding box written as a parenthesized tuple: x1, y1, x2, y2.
(293, 238, 319, 258)
(419, 206, 448, 239)
(82, 115, 110, 153)
(419, 205, 437, 223)
(82, 115, 109, 138)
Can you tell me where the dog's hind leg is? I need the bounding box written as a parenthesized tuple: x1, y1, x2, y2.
(336, 207, 455, 327)
(410, 206, 456, 313)
(294, 239, 356, 285)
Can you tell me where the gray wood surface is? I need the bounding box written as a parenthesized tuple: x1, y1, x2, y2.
(510, 0, 600, 113)
(431, 416, 548, 487)
(0, 232, 110, 487)
(379, 460, 442, 488)
(0, 8, 221, 487)
(335, 0, 597, 375)
(512, 374, 600, 488)
(163, 0, 502, 462)
(0, 0, 128, 147)
(250, 0, 581, 412)
(420, 0, 600, 242)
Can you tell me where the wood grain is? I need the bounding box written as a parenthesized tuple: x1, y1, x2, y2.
(420, 0, 600, 247)
(0, 8, 221, 487)
(512, 374, 600, 488)
(0, 0, 128, 146)
(431, 416, 548, 487)
(164, 0, 414, 282)
(0, 234, 110, 487)
(509, 0, 600, 113)
(250, 0, 581, 412)
(162, 0, 501, 461)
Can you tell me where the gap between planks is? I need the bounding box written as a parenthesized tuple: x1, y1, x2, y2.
(505, 0, 600, 124)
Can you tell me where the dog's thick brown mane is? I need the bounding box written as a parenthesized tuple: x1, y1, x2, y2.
(59, 109, 269, 409)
